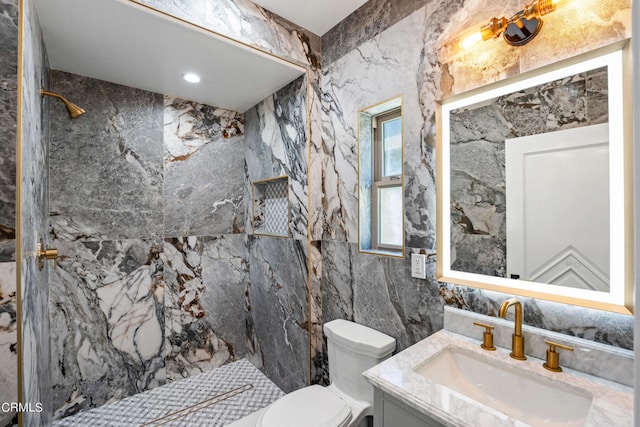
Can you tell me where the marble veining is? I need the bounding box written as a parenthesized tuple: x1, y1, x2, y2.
(49, 71, 164, 242)
(320, 8, 429, 245)
(0, 262, 17, 427)
(0, 0, 18, 262)
(20, 0, 52, 424)
(246, 236, 309, 392)
(163, 235, 248, 381)
(244, 76, 308, 241)
(164, 97, 246, 237)
(49, 239, 165, 419)
(321, 0, 429, 66)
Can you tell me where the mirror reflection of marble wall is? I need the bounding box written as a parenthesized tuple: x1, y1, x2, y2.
(449, 67, 609, 278)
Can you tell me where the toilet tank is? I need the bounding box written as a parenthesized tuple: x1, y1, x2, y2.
(324, 319, 396, 405)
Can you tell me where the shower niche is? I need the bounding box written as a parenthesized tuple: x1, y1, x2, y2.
(252, 176, 290, 237)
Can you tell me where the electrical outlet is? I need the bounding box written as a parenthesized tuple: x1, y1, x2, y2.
(411, 253, 426, 279)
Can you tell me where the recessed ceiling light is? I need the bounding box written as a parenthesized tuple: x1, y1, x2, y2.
(183, 73, 201, 83)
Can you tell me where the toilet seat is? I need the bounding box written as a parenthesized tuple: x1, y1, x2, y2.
(258, 385, 353, 427)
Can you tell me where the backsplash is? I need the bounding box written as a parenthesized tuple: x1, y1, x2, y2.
(444, 306, 634, 387)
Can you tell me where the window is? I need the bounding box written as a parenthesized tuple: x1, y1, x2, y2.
(358, 97, 404, 256)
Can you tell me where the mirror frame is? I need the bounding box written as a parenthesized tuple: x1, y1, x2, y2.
(436, 41, 633, 315)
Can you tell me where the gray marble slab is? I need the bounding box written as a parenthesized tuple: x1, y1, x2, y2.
(49, 71, 163, 242)
(0, 262, 17, 427)
(163, 97, 246, 237)
(20, 0, 51, 424)
(0, 0, 17, 262)
(244, 76, 308, 241)
(49, 239, 165, 419)
(0, 0, 18, 259)
(321, 0, 429, 66)
(246, 235, 309, 392)
(163, 235, 248, 381)
(321, 241, 443, 352)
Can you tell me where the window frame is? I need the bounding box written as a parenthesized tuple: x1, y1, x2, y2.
(371, 108, 403, 252)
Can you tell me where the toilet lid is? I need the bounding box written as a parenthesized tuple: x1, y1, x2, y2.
(258, 385, 352, 427)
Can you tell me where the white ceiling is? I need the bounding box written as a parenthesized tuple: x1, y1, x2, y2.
(35, 0, 306, 113)
(252, 0, 369, 36)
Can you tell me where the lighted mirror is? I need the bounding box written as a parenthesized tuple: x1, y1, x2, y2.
(436, 42, 633, 314)
(359, 96, 404, 257)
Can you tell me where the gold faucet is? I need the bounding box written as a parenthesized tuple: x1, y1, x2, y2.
(499, 297, 526, 360)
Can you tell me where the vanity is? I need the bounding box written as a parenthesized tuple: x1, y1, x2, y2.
(364, 307, 634, 427)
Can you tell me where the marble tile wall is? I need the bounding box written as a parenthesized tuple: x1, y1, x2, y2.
(0, 262, 17, 427)
(246, 236, 309, 393)
(48, 73, 251, 419)
(244, 76, 310, 392)
(49, 71, 164, 242)
(49, 239, 165, 419)
(449, 67, 609, 277)
(0, 0, 18, 262)
(163, 235, 248, 381)
(0, 0, 18, 425)
(20, 0, 52, 424)
(164, 97, 245, 237)
(317, 0, 633, 383)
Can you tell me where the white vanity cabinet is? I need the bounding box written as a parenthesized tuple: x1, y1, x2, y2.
(373, 388, 444, 427)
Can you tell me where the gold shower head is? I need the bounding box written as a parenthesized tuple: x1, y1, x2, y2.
(41, 89, 86, 119)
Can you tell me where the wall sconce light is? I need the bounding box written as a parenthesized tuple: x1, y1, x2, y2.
(461, 0, 571, 48)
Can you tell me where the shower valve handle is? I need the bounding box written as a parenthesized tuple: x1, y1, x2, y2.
(37, 241, 59, 270)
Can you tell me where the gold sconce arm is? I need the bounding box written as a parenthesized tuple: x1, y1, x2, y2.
(37, 241, 58, 270)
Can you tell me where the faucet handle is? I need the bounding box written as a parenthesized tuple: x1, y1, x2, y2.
(543, 340, 574, 372)
(472, 322, 496, 351)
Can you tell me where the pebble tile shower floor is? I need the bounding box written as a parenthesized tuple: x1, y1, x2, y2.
(52, 359, 285, 427)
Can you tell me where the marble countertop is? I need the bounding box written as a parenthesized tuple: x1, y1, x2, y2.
(363, 329, 633, 427)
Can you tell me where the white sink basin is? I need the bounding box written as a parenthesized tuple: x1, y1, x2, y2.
(414, 347, 593, 427)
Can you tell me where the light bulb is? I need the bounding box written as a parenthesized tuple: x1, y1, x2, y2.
(183, 73, 201, 83)
(460, 32, 483, 49)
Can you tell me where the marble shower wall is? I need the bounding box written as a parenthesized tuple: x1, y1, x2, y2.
(318, 0, 633, 382)
(0, 0, 18, 425)
(0, 263, 17, 427)
(48, 72, 249, 419)
(163, 235, 248, 382)
(20, 0, 51, 424)
(244, 76, 310, 392)
(0, 0, 18, 262)
(450, 67, 609, 277)
(164, 97, 245, 237)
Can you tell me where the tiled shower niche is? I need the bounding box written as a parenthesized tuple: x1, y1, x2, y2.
(252, 176, 290, 237)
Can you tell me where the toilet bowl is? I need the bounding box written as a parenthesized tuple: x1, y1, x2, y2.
(228, 319, 396, 427)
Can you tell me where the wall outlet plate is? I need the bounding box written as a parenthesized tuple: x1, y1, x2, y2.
(411, 253, 426, 279)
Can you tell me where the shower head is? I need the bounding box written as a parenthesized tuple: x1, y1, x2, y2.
(41, 89, 86, 119)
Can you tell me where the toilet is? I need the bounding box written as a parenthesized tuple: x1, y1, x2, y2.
(228, 319, 396, 427)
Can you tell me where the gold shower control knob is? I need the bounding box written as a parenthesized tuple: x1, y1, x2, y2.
(37, 241, 59, 270)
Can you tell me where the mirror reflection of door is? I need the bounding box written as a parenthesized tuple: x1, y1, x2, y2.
(506, 123, 610, 291)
